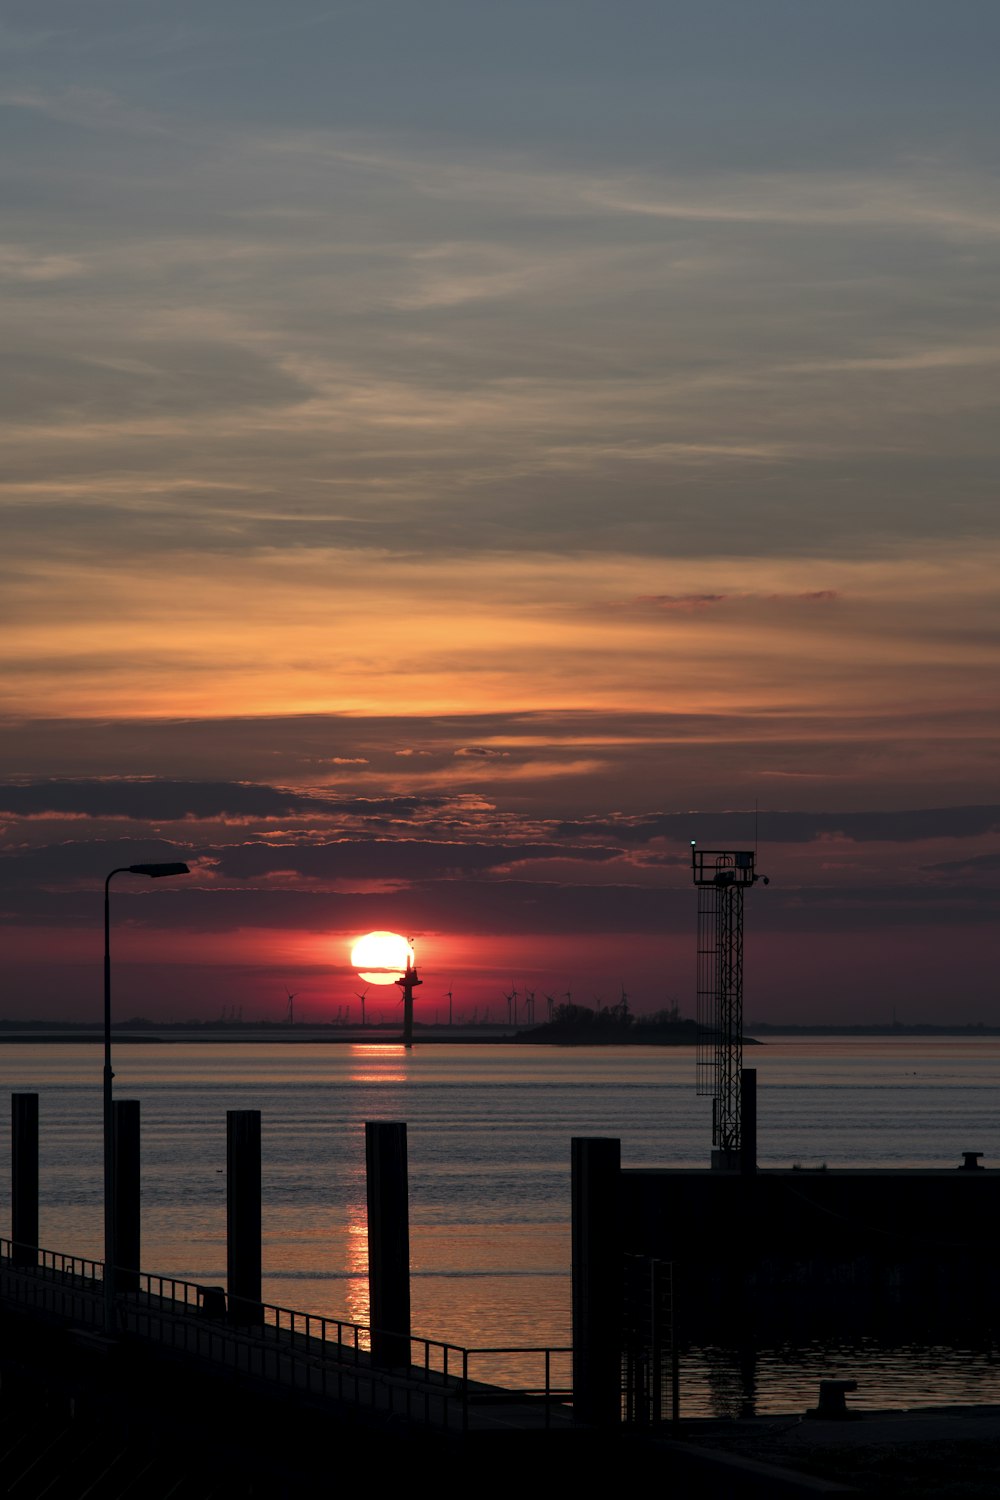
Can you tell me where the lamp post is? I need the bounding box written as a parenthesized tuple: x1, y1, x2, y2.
(103, 861, 189, 1330)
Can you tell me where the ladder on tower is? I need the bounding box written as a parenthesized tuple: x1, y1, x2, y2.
(691, 844, 764, 1170)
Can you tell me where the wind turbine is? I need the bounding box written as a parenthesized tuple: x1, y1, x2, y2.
(284, 990, 298, 1025)
(355, 984, 369, 1027)
(444, 985, 454, 1026)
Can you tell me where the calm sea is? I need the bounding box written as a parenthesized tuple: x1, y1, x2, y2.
(1, 1036, 997, 1415)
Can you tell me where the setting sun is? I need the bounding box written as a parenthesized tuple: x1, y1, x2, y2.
(350, 931, 413, 985)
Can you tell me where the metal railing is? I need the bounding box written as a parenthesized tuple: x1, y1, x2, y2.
(0, 1239, 572, 1432)
(0, 1239, 103, 1326)
(622, 1252, 679, 1426)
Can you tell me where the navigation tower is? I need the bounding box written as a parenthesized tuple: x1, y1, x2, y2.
(692, 843, 766, 1169)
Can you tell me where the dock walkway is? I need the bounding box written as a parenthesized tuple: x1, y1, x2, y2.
(0, 1244, 572, 1437)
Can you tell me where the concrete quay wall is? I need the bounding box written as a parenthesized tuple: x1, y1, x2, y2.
(620, 1167, 1000, 1319)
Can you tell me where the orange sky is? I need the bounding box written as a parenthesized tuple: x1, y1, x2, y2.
(3, 2, 999, 1023)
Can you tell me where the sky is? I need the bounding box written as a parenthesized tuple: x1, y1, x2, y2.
(3, 0, 999, 1025)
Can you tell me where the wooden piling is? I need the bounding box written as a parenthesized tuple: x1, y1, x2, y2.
(365, 1121, 411, 1368)
(741, 1067, 757, 1176)
(227, 1109, 262, 1321)
(11, 1093, 39, 1267)
(112, 1099, 141, 1292)
(571, 1136, 622, 1427)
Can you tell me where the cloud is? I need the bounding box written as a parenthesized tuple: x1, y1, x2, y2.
(0, 837, 195, 888)
(4, 870, 997, 939)
(1, 6, 999, 1022)
(923, 851, 1000, 877)
(627, 590, 839, 612)
(0, 245, 86, 282)
(0, 832, 621, 892)
(5, 537, 996, 725)
(208, 838, 618, 883)
(555, 807, 1000, 847)
(5, 75, 1000, 587)
(0, 779, 450, 823)
(632, 593, 728, 611)
(585, 167, 1000, 239)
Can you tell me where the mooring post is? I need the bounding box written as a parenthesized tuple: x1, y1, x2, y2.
(571, 1136, 622, 1427)
(11, 1093, 39, 1267)
(227, 1109, 262, 1322)
(741, 1067, 757, 1176)
(111, 1099, 141, 1292)
(365, 1121, 411, 1368)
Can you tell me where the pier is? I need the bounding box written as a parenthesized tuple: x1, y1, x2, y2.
(4, 1083, 1000, 1497)
(0, 1249, 589, 1497)
(620, 1160, 1000, 1336)
(0, 1240, 571, 1436)
(0, 1093, 620, 1497)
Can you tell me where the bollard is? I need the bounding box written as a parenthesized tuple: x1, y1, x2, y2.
(11, 1093, 39, 1267)
(227, 1110, 262, 1322)
(741, 1067, 758, 1176)
(199, 1285, 227, 1319)
(807, 1378, 860, 1420)
(571, 1136, 622, 1427)
(112, 1099, 141, 1293)
(365, 1121, 411, 1368)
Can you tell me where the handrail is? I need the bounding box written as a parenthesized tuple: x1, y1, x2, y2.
(0, 1237, 572, 1431)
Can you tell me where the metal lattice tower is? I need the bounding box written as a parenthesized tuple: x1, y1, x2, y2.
(692, 844, 762, 1169)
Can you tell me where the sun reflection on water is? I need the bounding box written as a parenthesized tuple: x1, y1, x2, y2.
(348, 1043, 410, 1086)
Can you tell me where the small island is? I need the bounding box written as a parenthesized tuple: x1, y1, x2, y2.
(514, 1001, 753, 1046)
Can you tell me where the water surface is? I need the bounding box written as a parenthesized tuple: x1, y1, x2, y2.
(2, 1037, 997, 1412)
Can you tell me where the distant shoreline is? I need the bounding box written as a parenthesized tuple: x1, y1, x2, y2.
(0, 1027, 705, 1046)
(0, 1021, 996, 1045)
(746, 1023, 1000, 1036)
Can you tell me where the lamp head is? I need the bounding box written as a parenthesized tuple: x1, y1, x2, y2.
(128, 862, 190, 878)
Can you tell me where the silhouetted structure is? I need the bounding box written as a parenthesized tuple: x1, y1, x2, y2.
(103, 859, 189, 1327)
(691, 844, 765, 1169)
(11, 1093, 38, 1267)
(112, 1098, 140, 1293)
(621, 1158, 1000, 1338)
(395, 942, 422, 1049)
(571, 1137, 621, 1427)
(365, 1120, 411, 1367)
(740, 1067, 756, 1176)
(227, 1109, 262, 1322)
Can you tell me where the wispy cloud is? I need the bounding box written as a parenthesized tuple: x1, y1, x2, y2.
(627, 590, 839, 612)
(3, 5, 1000, 1017)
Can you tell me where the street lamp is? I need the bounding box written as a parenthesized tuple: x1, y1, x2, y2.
(103, 861, 189, 1329)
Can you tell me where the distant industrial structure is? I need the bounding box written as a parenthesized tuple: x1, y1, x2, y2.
(691, 844, 766, 1169)
(395, 940, 422, 1049)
